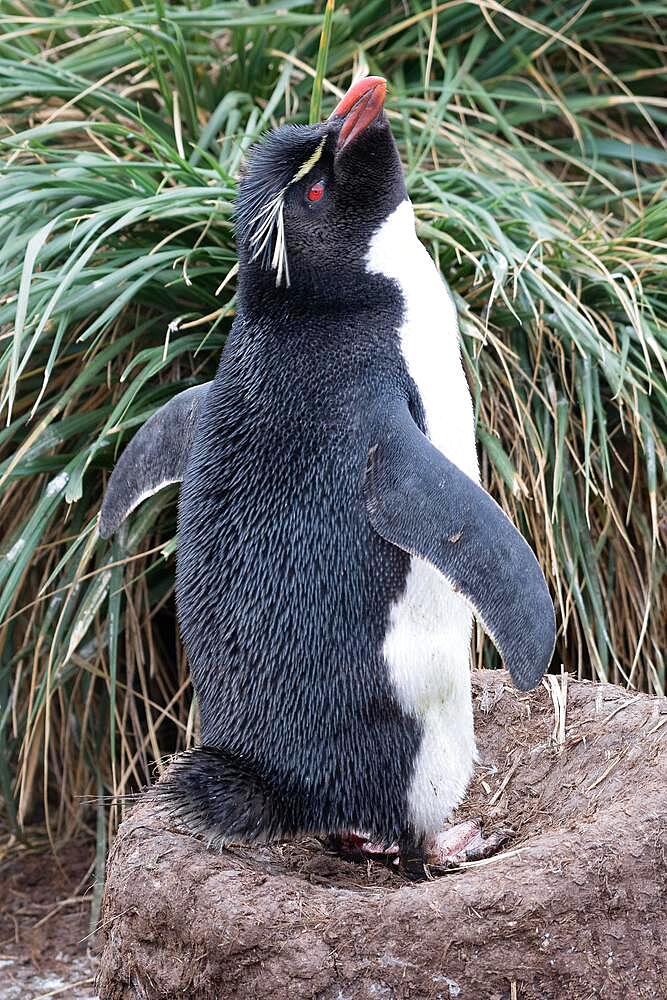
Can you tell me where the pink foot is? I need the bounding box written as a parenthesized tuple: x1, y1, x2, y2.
(358, 837, 399, 858)
(425, 820, 512, 867)
(327, 822, 511, 878)
(326, 831, 399, 861)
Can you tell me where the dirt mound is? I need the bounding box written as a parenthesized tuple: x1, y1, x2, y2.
(98, 670, 667, 999)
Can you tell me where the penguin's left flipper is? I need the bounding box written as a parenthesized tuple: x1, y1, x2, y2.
(365, 400, 556, 691)
(99, 382, 212, 539)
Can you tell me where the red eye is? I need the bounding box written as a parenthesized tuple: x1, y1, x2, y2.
(306, 180, 325, 203)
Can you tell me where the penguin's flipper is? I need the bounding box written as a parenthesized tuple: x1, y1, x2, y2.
(365, 400, 556, 691)
(99, 382, 211, 539)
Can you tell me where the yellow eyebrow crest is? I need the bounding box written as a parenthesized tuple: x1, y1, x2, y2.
(291, 137, 327, 184)
(249, 136, 327, 288)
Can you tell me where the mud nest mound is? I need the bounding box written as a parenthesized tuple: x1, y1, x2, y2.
(98, 670, 666, 1000)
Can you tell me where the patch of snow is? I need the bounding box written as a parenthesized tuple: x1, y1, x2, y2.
(379, 953, 409, 968)
(433, 976, 461, 997)
(31, 976, 67, 991)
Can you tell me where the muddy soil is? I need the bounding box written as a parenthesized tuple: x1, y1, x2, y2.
(0, 839, 98, 999)
(98, 670, 667, 1000)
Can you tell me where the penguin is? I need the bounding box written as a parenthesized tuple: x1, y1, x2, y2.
(100, 76, 556, 873)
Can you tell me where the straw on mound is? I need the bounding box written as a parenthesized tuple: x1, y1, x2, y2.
(98, 670, 666, 1000)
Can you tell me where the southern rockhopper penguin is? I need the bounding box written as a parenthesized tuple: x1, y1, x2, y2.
(100, 76, 556, 874)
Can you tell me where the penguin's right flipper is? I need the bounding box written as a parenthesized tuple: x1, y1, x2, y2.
(365, 400, 556, 691)
(99, 382, 211, 539)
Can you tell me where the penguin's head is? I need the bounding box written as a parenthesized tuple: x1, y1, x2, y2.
(236, 77, 406, 309)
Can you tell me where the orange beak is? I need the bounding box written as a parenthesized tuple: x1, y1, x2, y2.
(328, 76, 387, 152)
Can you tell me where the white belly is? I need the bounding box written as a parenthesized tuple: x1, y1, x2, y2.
(366, 200, 478, 833)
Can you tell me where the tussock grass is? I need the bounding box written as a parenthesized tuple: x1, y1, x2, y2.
(0, 1, 665, 847)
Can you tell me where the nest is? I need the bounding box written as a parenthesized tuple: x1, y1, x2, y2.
(98, 670, 667, 1000)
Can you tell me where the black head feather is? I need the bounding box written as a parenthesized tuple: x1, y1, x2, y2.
(235, 112, 406, 312)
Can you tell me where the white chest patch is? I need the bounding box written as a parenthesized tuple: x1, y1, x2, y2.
(366, 199, 478, 834)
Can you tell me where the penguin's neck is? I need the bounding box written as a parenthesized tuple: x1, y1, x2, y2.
(236, 264, 404, 358)
(366, 199, 478, 482)
(236, 256, 393, 329)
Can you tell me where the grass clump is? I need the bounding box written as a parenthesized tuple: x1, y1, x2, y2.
(0, 0, 665, 847)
